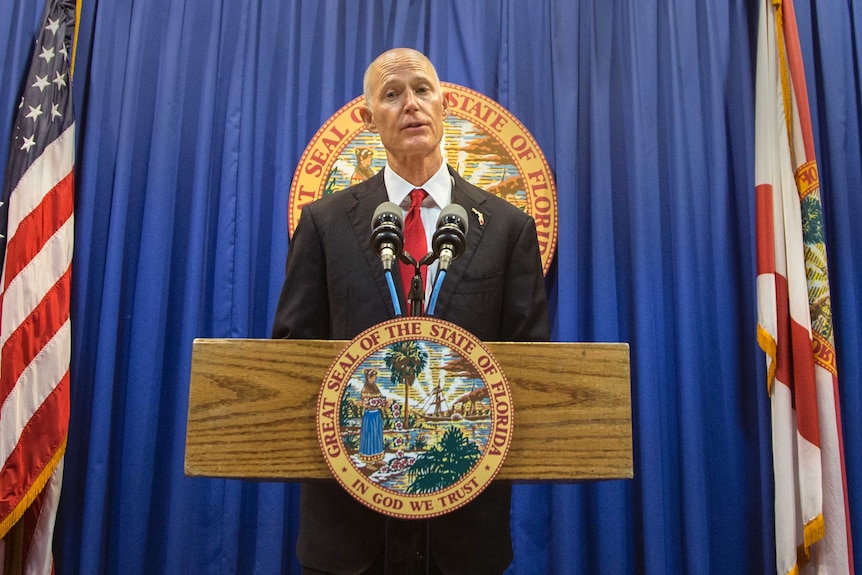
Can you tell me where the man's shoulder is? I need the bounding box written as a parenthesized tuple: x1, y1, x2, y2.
(451, 169, 532, 224)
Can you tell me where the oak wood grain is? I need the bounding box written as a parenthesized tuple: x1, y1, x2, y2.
(185, 339, 632, 481)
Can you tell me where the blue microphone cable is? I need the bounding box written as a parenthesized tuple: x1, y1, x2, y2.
(425, 270, 447, 316)
(384, 268, 403, 316)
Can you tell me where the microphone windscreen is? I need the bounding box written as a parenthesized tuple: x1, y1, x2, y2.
(436, 203, 468, 234)
(372, 202, 403, 228)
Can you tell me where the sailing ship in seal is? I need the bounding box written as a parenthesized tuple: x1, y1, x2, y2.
(413, 374, 491, 422)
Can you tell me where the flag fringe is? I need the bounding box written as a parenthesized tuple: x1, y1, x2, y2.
(71, 0, 81, 79)
(0, 435, 66, 540)
(796, 512, 826, 566)
(757, 324, 778, 395)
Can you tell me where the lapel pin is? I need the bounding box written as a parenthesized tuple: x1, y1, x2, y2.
(471, 207, 485, 226)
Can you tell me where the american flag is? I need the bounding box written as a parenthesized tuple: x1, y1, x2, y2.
(0, 0, 76, 571)
(755, 0, 853, 573)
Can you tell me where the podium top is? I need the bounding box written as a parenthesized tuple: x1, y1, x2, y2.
(185, 339, 632, 482)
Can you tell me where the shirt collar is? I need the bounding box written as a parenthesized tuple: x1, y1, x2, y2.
(384, 162, 452, 210)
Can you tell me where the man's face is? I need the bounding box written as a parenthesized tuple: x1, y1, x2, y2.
(362, 50, 449, 163)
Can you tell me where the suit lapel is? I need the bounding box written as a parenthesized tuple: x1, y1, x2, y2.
(345, 171, 401, 317)
(430, 168, 490, 317)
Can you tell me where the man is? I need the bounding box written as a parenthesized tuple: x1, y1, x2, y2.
(272, 48, 549, 575)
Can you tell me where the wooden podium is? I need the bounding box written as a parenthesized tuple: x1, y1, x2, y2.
(185, 339, 632, 482)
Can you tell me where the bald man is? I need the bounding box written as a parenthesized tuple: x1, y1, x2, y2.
(273, 48, 549, 575)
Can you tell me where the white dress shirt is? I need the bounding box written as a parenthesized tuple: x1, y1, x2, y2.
(383, 162, 453, 298)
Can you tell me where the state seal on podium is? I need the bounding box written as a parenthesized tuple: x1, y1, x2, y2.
(316, 317, 513, 519)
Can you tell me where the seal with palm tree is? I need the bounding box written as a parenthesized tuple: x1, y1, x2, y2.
(383, 340, 428, 430)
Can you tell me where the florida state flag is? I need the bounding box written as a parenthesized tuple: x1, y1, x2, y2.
(755, 0, 854, 573)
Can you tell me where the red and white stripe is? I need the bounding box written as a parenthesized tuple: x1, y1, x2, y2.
(755, 1, 853, 573)
(0, 122, 74, 571)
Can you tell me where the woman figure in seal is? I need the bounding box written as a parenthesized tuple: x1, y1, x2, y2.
(358, 367, 385, 463)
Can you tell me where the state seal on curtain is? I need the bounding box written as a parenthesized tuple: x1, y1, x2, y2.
(316, 317, 513, 519)
(289, 83, 558, 275)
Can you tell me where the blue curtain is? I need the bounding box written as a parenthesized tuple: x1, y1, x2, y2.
(1, 0, 860, 573)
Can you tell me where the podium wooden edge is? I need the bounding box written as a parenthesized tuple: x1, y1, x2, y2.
(185, 338, 632, 482)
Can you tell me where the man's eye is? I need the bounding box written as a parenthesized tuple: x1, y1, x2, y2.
(385, 91, 398, 100)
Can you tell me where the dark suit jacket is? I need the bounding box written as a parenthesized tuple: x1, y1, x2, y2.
(272, 166, 549, 575)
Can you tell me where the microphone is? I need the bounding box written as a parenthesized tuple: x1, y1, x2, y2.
(370, 202, 404, 271)
(432, 203, 468, 271)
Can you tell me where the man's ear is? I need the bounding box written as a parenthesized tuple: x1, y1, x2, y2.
(359, 106, 377, 133)
(441, 90, 450, 117)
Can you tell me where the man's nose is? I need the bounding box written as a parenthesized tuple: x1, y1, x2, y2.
(403, 90, 419, 110)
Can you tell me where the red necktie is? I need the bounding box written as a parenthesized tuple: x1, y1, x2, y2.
(401, 188, 428, 306)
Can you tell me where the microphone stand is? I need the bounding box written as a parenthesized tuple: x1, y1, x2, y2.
(407, 269, 424, 317)
(408, 274, 425, 317)
(387, 252, 436, 574)
(402, 252, 437, 317)
(379, 201, 466, 573)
